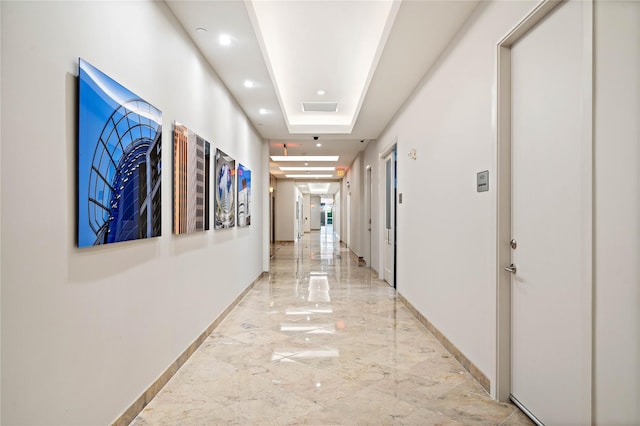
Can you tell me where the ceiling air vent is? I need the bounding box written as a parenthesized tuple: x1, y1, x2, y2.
(302, 102, 338, 112)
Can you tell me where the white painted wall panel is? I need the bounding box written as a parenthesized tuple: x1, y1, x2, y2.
(346, 154, 363, 256)
(303, 194, 311, 233)
(375, 1, 537, 391)
(362, 144, 379, 274)
(311, 196, 321, 230)
(594, 1, 640, 423)
(275, 180, 296, 241)
(0, 2, 265, 424)
(372, 0, 640, 416)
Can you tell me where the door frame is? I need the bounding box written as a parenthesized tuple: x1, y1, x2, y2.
(346, 191, 351, 248)
(495, 0, 593, 417)
(379, 141, 397, 285)
(365, 165, 372, 269)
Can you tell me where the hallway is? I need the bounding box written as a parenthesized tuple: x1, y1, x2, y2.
(132, 229, 531, 425)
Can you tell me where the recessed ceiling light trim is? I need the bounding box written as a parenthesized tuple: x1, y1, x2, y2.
(271, 156, 339, 162)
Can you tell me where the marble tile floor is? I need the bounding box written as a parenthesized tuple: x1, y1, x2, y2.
(131, 228, 532, 425)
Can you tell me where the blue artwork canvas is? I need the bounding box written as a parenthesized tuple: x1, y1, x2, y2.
(214, 148, 235, 229)
(237, 164, 251, 227)
(77, 58, 162, 247)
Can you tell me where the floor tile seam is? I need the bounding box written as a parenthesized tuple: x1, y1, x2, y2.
(204, 333, 282, 359)
(435, 381, 521, 422)
(316, 384, 422, 419)
(497, 406, 522, 425)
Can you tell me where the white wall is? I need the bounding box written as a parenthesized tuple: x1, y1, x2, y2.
(274, 179, 296, 241)
(375, 1, 537, 387)
(0, 6, 2, 423)
(340, 178, 348, 245)
(310, 196, 321, 230)
(333, 190, 341, 242)
(0, 4, 3, 421)
(296, 188, 304, 238)
(0, 2, 266, 424)
(363, 144, 380, 271)
(371, 0, 640, 422)
(303, 194, 311, 233)
(593, 1, 640, 423)
(262, 143, 271, 271)
(343, 155, 364, 256)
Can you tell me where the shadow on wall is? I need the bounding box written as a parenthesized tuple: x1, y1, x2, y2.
(67, 238, 159, 283)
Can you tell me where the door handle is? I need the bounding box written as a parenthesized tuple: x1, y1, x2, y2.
(504, 264, 517, 274)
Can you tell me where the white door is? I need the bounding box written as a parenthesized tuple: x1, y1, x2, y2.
(366, 167, 372, 267)
(384, 150, 395, 287)
(510, 1, 590, 424)
(346, 193, 351, 248)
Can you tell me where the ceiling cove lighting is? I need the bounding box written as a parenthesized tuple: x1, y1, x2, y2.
(308, 183, 331, 193)
(285, 174, 333, 179)
(271, 156, 339, 162)
(247, 0, 399, 132)
(280, 167, 335, 172)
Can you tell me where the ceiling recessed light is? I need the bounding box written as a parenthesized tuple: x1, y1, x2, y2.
(317, 90, 325, 95)
(316, 143, 322, 147)
(219, 34, 231, 46)
(259, 108, 267, 114)
(271, 156, 339, 162)
(244, 80, 254, 88)
(196, 27, 207, 33)
(305, 163, 309, 166)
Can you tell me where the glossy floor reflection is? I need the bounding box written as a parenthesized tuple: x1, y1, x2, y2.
(131, 228, 532, 425)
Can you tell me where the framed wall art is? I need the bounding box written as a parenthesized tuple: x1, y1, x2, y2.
(214, 148, 235, 229)
(173, 122, 210, 234)
(237, 163, 251, 227)
(77, 58, 162, 247)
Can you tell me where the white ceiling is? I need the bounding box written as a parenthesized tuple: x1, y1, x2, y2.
(246, 0, 400, 135)
(166, 0, 479, 193)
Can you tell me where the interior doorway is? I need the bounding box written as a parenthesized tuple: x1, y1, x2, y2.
(269, 189, 276, 257)
(496, 1, 593, 423)
(383, 146, 396, 288)
(365, 165, 372, 270)
(346, 192, 351, 249)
